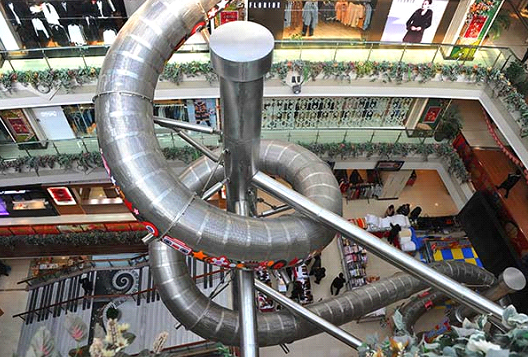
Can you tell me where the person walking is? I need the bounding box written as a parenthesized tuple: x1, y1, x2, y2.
(330, 273, 346, 295)
(313, 266, 326, 284)
(0, 261, 10, 276)
(496, 169, 522, 199)
(80, 276, 93, 295)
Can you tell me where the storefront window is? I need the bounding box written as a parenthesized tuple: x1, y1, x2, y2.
(63, 104, 96, 137)
(0, 0, 129, 49)
(283, 1, 374, 40)
(0, 187, 57, 217)
(0, 109, 39, 143)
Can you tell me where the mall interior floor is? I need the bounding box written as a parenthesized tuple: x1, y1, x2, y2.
(0, 169, 460, 356)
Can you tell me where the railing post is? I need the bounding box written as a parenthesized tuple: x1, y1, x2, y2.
(42, 49, 52, 70)
(367, 42, 374, 62)
(432, 45, 440, 63)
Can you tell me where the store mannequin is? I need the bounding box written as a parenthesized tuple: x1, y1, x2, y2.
(50, 0, 86, 45)
(4, 0, 40, 48)
(302, 1, 318, 36)
(30, 2, 52, 47)
(40, 2, 70, 45)
(82, 0, 118, 43)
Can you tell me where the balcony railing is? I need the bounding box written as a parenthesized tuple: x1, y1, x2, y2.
(0, 40, 519, 74)
(0, 128, 435, 163)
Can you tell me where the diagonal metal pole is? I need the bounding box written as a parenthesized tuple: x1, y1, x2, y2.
(210, 21, 275, 357)
(252, 171, 506, 322)
(254, 280, 363, 349)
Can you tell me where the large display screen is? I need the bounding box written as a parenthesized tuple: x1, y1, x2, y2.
(381, 0, 448, 44)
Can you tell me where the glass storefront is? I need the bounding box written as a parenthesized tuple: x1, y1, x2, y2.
(0, 186, 57, 217)
(0, 0, 129, 49)
(248, 0, 458, 43)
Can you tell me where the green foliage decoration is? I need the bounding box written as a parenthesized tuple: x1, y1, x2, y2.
(299, 141, 469, 182)
(0, 141, 469, 183)
(359, 305, 528, 357)
(1, 59, 527, 132)
(0, 230, 146, 249)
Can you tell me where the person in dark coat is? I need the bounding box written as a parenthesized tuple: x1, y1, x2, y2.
(313, 267, 326, 284)
(402, 0, 433, 43)
(330, 273, 346, 295)
(396, 204, 411, 216)
(384, 204, 395, 217)
(290, 281, 303, 301)
(0, 261, 11, 276)
(388, 223, 401, 246)
(308, 253, 321, 276)
(80, 276, 93, 295)
(496, 169, 522, 199)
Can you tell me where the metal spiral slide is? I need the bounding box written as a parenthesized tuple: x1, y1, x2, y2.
(95, 0, 514, 352)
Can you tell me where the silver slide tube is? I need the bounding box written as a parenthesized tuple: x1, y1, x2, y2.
(95, 0, 507, 347)
(94, 0, 341, 265)
(150, 242, 497, 345)
(254, 279, 363, 349)
(252, 171, 506, 321)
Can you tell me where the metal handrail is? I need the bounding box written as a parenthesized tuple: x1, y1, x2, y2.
(13, 267, 226, 320)
(17, 253, 149, 287)
(0, 39, 518, 79)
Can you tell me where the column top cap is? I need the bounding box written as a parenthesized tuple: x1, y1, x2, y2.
(210, 21, 274, 82)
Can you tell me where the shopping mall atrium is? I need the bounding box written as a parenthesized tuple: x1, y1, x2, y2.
(1, 0, 528, 356)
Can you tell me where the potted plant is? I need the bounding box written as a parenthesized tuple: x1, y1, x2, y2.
(434, 105, 463, 142)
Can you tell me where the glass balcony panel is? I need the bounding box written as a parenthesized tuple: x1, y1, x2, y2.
(80, 137, 100, 152)
(316, 130, 348, 143)
(345, 129, 374, 143)
(52, 138, 86, 155)
(370, 129, 402, 143)
(334, 42, 371, 62)
(399, 43, 438, 64)
(368, 43, 405, 63)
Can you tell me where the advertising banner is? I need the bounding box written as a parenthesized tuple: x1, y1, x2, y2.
(381, 0, 449, 43)
(448, 0, 504, 60)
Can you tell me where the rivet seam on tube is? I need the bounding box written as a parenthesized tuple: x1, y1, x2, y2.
(160, 195, 196, 239)
(92, 90, 153, 103)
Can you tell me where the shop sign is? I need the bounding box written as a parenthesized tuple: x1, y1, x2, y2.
(47, 187, 77, 205)
(220, 11, 238, 24)
(0, 109, 38, 143)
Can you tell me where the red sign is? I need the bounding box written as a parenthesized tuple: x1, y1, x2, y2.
(424, 106, 441, 124)
(463, 15, 487, 39)
(220, 11, 238, 25)
(47, 187, 76, 205)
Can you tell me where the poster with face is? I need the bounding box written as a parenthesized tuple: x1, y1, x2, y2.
(381, 0, 449, 44)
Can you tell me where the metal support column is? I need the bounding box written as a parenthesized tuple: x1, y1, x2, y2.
(209, 21, 274, 357)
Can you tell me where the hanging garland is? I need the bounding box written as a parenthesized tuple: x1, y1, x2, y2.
(0, 60, 527, 133)
(483, 109, 528, 184)
(0, 141, 470, 182)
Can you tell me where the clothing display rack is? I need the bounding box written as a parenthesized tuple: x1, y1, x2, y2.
(337, 234, 368, 290)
